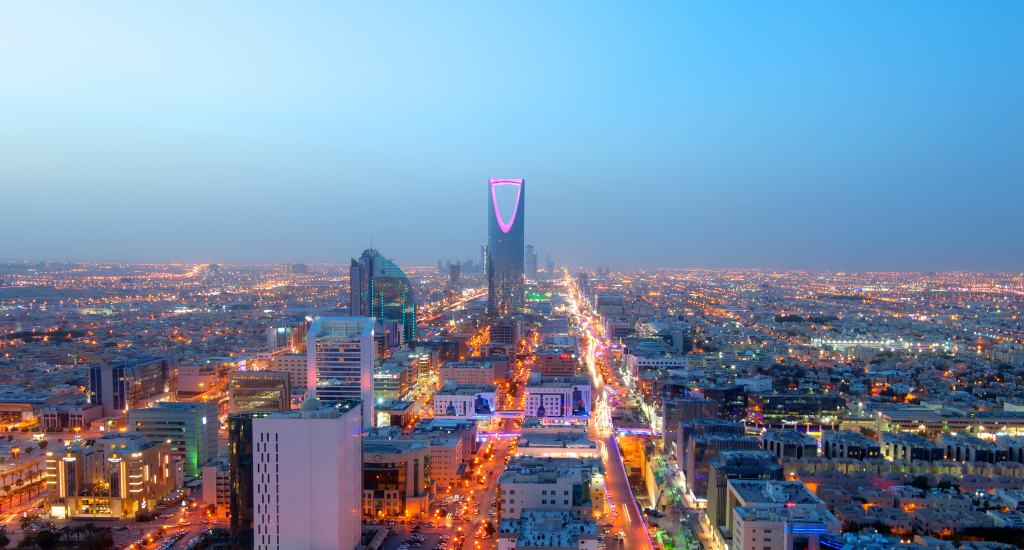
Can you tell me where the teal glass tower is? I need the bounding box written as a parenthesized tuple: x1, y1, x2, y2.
(487, 179, 525, 316)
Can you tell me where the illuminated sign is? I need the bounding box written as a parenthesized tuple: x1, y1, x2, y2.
(489, 179, 523, 233)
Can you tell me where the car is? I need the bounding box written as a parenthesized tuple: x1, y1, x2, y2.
(201, 519, 210, 524)
(618, 531, 626, 539)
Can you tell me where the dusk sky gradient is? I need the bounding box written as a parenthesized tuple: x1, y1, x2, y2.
(2, 3, 1022, 270)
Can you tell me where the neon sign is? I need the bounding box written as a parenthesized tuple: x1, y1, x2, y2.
(489, 179, 522, 233)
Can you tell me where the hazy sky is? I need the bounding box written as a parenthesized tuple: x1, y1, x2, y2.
(2, 3, 1022, 271)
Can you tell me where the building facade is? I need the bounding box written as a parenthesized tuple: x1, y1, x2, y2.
(252, 399, 363, 550)
(127, 401, 219, 478)
(487, 179, 525, 316)
(349, 249, 417, 344)
(307, 316, 376, 429)
(88, 355, 178, 417)
(228, 371, 292, 414)
(524, 373, 591, 420)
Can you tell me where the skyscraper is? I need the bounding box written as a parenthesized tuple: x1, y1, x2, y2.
(307, 316, 376, 428)
(487, 179, 525, 316)
(525, 244, 537, 278)
(349, 249, 416, 344)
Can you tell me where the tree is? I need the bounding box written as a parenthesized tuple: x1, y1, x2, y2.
(937, 480, 953, 490)
(911, 476, 930, 491)
(37, 441, 48, 450)
(77, 529, 114, 550)
(0, 532, 9, 550)
(34, 530, 57, 550)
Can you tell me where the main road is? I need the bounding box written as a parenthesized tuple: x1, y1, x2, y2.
(565, 275, 654, 550)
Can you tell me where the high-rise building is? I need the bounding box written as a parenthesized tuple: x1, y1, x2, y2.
(228, 411, 275, 545)
(487, 179, 525, 316)
(127, 401, 219, 478)
(266, 320, 309, 352)
(524, 244, 537, 278)
(349, 249, 417, 344)
(448, 264, 461, 293)
(88, 356, 178, 417)
(307, 316, 376, 429)
(252, 398, 363, 550)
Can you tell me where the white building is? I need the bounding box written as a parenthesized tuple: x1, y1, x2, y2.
(252, 398, 363, 550)
(307, 316, 376, 428)
(433, 381, 497, 419)
(733, 506, 841, 550)
(497, 510, 599, 550)
(272, 353, 309, 391)
(497, 456, 602, 519)
(523, 372, 591, 420)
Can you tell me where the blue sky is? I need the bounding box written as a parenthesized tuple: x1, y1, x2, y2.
(1, 3, 1021, 270)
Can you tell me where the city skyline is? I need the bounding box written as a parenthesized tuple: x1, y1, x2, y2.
(2, 3, 1023, 270)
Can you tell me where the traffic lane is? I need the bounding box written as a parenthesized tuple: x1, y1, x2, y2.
(601, 434, 652, 550)
(383, 527, 456, 550)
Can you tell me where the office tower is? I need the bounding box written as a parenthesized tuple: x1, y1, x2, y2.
(307, 316, 376, 429)
(228, 371, 292, 413)
(525, 244, 537, 278)
(448, 264, 461, 293)
(252, 399, 363, 550)
(487, 178, 525, 316)
(348, 249, 417, 343)
(489, 318, 519, 345)
(127, 401, 219, 478)
(437, 260, 443, 275)
(88, 356, 178, 417)
(465, 259, 474, 271)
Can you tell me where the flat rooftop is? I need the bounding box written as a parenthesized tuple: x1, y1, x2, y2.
(730, 480, 824, 506)
(498, 510, 596, 548)
(436, 384, 498, 396)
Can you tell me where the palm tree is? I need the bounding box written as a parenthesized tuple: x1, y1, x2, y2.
(2, 485, 10, 508)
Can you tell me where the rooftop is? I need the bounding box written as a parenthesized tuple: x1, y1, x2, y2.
(498, 510, 597, 548)
(730, 480, 824, 506)
(436, 384, 498, 396)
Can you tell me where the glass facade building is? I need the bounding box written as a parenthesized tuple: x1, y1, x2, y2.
(350, 249, 417, 344)
(487, 179, 525, 316)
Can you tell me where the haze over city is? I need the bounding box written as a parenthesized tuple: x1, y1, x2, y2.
(2, 4, 1024, 550)
(3, 3, 1023, 270)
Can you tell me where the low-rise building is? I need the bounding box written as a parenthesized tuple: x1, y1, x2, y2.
(200, 457, 230, 518)
(822, 431, 880, 460)
(762, 429, 818, 459)
(733, 506, 841, 550)
(228, 370, 291, 414)
(497, 456, 602, 519)
(271, 353, 308, 390)
(497, 510, 598, 550)
(524, 372, 591, 420)
(411, 418, 479, 460)
(362, 438, 435, 517)
(881, 432, 945, 462)
(433, 381, 497, 419)
(440, 361, 498, 385)
(46, 433, 178, 519)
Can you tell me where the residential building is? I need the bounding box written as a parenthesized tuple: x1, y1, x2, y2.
(881, 432, 944, 462)
(733, 506, 841, 550)
(534, 349, 579, 377)
(201, 457, 230, 518)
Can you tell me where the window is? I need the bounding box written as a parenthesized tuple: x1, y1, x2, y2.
(510, 490, 514, 495)
(510, 500, 514, 504)
(542, 500, 547, 504)
(542, 491, 547, 495)
(564, 500, 569, 505)
(564, 491, 569, 495)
